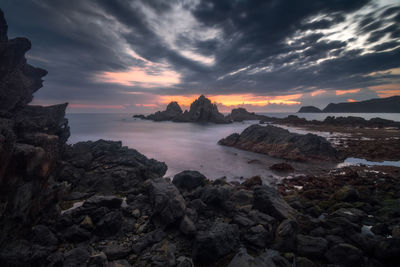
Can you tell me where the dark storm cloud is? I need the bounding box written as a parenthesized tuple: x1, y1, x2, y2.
(1, 0, 400, 110)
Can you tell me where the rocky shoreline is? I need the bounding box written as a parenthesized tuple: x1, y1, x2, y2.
(1, 8, 400, 267)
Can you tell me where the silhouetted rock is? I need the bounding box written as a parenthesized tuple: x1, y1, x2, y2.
(146, 101, 183, 121)
(219, 124, 341, 162)
(298, 106, 322, 113)
(174, 95, 230, 123)
(323, 96, 400, 113)
(227, 107, 268, 122)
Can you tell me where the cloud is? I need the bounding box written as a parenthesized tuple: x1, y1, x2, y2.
(1, 0, 400, 112)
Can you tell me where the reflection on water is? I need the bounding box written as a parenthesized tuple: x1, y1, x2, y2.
(66, 113, 332, 182)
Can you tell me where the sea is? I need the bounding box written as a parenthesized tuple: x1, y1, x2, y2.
(66, 113, 400, 183)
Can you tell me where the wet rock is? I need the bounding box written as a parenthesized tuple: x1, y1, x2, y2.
(219, 124, 341, 161)
(188, 199, 207, 214)
(173, 170, 207, 192)
(296, 234, 328, 257)
(253, 185, 297, 221)
(200, 185, 231, 208)
(241, 176, 262, 189)
(83, 195, 122, 209)
(269, 163, 294, 172)
(150, 178, 186, 227)
(193, 222, 240, 264)
(228, 247, 290, 267)
(233, 213, 255, 227)
(228, 247, 257, 267)
(107, 259, 132, 267)
(325, 243, 363, 266)
(375, 238, 400, 264)
(132, 229, 166, 254)
(63, 247, 90, 267)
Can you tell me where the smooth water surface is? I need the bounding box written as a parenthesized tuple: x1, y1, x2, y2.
(66, 113, 332, 182)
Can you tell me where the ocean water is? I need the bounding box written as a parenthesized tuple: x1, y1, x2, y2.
(66, 113, 399, 182)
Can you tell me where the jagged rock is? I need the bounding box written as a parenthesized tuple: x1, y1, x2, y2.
(296, 234, 328, 257)
(253, 185, 297, 221)
(150, 178, 186, 227)
(200, 185, 232, 208)
(31, 225, 58, 247)
(244, 225, 271, 248)
(146, 101, 183, 121)
(176, 256, 194, 267)
(103, 245, 131, 261)
(173, 170, 207, 192)
(193, 222, 239, 264)
(325, 243, 363, 266)
(173, 95, 230, 124)
(107, 259, 132, 267)
(219, 124, 341, 162)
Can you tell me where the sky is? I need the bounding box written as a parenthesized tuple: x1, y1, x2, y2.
(2, 0, 400, 113)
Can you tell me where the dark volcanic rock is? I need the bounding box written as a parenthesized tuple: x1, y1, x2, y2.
(193, 222, 240, 264)
(174, 95, 230, 123)
(227, 108, 267, 122)
(150, 178, 186, 227)
(172, 170, 207, 192)
(296, 234, 328, 257)
(219, 124, 341, 161)
(325, 243, 363, 266)
(298, 106, 322, 113)
(146, 101, 183, 121)
(253, 185, 297, 220)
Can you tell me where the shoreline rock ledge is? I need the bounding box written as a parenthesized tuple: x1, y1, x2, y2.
(219, 124, 342, 162)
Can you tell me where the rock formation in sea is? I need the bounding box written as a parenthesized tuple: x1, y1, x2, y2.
(1, 9, 400, 267)
(146, 101, 183, 121)
(219, 124, 341, 162)
(297, 106, 322, 113)
(297, 95, 400, 113)
(140, 95, 230, 123)
(226, 107, 268, 122)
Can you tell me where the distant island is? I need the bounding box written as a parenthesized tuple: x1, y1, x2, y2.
(298, 95, 400, 113)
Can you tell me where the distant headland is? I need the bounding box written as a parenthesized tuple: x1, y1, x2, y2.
(298, 95, 400, 113)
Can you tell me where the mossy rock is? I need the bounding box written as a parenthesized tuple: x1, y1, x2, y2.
(332, 185, 359, 202)
(378, 198, 400, 218)
(328, 202, 354, 213)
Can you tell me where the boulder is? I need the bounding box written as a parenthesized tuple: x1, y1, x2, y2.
(63, 247, 90, 267)
(193, 223, 240, 264)
(179, 215, 197, 236)
(83, 195, 122, 209)
(219, 124, 341, 162)
(253, 185, 297, 221)
(325, 243, 363, 266)
(149, 178, 186, 227)
(269, 163, 294, 172)
(296, 234, 328, 257)
(94, 211, 123, 237)
(244, 225, 271, 248)
(273, 219, 297, 252)
(172, 170, 207, 192)
(241, 176, 262, 189)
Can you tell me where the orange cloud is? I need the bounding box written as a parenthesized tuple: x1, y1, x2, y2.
(369, 84, 400, 98)
(335, 88, 360, 95)
(95, 66, 181, 88)
(69, 104, 125, 109)
(135, 103, 158, 107)
(159, 93, 302, 107)
(311, 89, 326, 96)
(347, 99, 357, 102)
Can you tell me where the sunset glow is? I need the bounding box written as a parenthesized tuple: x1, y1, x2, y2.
(369, 84, 400, 98)
(69, 104, 126, 109)
(95, 66, 181, 88)
(335, 89, 361, 95)
(159, 93, 302, 107)
(347, 99, 357, 102)
(311, 89, 327, 97)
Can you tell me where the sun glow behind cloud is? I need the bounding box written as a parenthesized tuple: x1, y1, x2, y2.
(335, 88, 361, 95)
